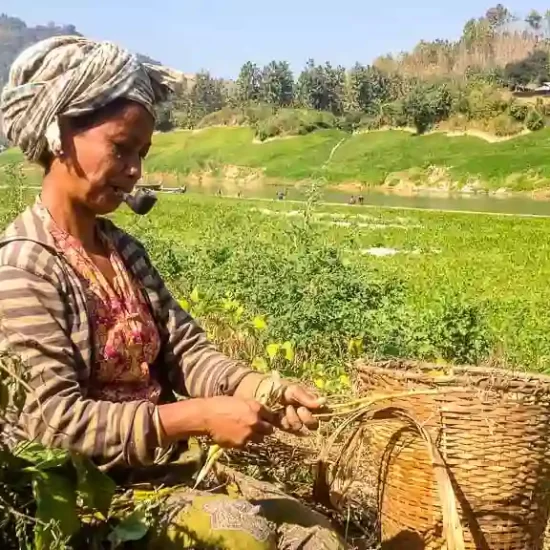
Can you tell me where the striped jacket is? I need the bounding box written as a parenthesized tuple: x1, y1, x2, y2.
(0, 202, 253, 469)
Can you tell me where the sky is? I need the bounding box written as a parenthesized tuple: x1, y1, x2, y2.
(2, 1, 549, 79)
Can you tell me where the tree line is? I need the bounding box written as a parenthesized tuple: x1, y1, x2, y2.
(157, 5, 550, 137)
(159, 55, 546, 137)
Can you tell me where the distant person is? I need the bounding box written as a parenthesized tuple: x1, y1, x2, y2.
(237, 190, 242, 198)
(277, 190, 285, 200)
(0, 35, 344, 550)
(358, 195, 364, 205)
(349, 195, 356, 205)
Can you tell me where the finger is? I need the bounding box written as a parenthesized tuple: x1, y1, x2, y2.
(279, 415, 291, 431)
(250, 401, 277, 424)
(253, 420, 275, 436)
(284, 385, 326, 410)
(285, 405, 303, 432)
(296, 406, 319, 430)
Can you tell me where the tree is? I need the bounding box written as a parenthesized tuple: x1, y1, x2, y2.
(177, 71, 227, 127)
(505, 50, 550, 87)
(259, 61, 294, 107)
(155, 104, 174, 132)
(296, 59, 345, 114)
(403, 82, 453, 135)
(526, 9, 543, 32)
(347, 64, 392, 115)
(485, 4, 510, 29)
(235, 61, 261, 104)
(461, 17, 494, 55)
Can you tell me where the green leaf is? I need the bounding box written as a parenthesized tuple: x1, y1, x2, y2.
(14, 441, 69, 470)
(251, 357, 269, 373)
(339, 374, 351, 387)
(314, 378, 326, 390)
(190, 287, 200, 303)
(266, 343, 280, 360)
(234, 305, 244, 322)
(33, 470, 79, 549)
(347, 338, 364, 356)
(179, 298, 190, 311)
(71, 453, 116, 517)
(108, 510, 149, 546)
(252, 316, 267, 331)
(281, 341, 295, 362)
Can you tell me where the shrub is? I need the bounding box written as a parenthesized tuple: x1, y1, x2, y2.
(197, 107, 246, 128)
(505, 50, 550, 88)
(526, 109, 545, 132)
(488, 114, 523, 137)
(464, 84, 508, 120)
(336, 111, 363, 132)
(197, 104, 275, 129)
(254, 109, 337, 141)
(357, 115, 383, 131)
(381, 100, 408, 127)
(508, 101, 529, 122)
(155, 105, 175, 132)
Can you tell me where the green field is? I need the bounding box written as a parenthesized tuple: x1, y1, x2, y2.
(147, 127, 550, 191)
(3, 139, 550, 378)
(110, 192, 550, 376)
(3, 167, 550, 375)
(4, 126, 550, 191)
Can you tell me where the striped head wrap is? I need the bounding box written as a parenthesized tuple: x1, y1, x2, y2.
(1, 35, 175, 162)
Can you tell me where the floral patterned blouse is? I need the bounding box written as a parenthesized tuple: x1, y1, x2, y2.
(48, 215, 162, 404)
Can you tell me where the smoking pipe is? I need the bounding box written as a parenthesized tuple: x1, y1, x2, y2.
(122, 188, 158, 215)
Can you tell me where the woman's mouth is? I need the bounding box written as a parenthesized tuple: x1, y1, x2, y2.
(109, 184, 131, 198)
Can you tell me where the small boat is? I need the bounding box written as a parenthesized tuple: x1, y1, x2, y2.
(136, 182, 162, 191)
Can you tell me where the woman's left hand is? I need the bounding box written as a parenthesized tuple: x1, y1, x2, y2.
(277, 383, 326, 434)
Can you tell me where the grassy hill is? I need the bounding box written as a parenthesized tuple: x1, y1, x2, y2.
(143, 127, 550, 193)
(3, 126, 550, 193)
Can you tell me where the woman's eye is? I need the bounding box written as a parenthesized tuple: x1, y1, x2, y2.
(112, 143, 126, 159)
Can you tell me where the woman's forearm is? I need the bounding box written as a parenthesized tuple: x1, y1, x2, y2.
(233, 372, 266, 399)
(157, 373, 268, 445)
(157, 399, 212, 444)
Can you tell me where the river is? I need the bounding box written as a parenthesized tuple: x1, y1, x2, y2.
(173, 185, 550, 217)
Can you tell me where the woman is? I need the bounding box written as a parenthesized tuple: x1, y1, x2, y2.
(0, 37, 346, 549)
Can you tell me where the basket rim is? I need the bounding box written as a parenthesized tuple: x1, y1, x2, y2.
(354, 359, 550, 394)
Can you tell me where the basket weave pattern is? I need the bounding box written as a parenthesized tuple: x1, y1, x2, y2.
(356, 360, 550, 550)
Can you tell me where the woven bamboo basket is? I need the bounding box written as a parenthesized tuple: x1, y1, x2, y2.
(350, 360, 550, 550)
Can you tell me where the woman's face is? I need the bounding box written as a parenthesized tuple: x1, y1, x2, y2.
(59, 101, 155, 215)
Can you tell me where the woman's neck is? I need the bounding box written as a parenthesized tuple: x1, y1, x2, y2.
(41, 177, 98, 251)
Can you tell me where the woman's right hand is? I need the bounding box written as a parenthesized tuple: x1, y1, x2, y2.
(203, 396, 275, 448)
(157, 396, 275, 448)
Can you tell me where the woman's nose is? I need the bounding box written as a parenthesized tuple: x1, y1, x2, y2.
(127, 162, 141, 180)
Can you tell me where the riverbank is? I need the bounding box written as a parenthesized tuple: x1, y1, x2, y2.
(4, 125, 550, 197)
(141, 126, 550, 194)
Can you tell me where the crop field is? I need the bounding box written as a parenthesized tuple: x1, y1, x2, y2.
(112, 191, 550, 378)
(3, 178, 550, 382)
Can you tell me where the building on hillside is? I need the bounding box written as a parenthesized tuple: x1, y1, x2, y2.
(512, 83, 550, 98)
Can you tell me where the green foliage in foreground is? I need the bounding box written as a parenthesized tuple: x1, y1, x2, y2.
(1, 173, 547, 371)
(1, 170, 550, 544)
(140, 126, 550, 191)
(114, 192, 550, 373)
